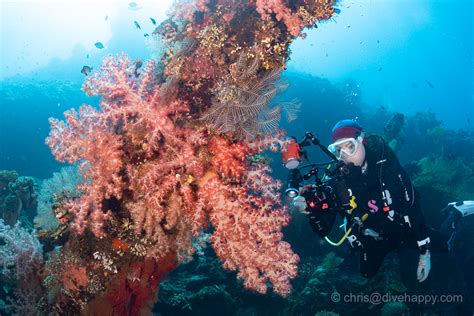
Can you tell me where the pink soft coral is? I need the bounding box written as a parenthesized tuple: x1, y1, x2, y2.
(198, 165, 299, 297)
(46, 105, 123, 236)
(200, 136, 299, 297)
(46, 54, 299, 297)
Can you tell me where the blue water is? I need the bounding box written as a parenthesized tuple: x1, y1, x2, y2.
(288, 0, 473, 130)
(1, 0, 472, 179)
(0, 2, 473, 315)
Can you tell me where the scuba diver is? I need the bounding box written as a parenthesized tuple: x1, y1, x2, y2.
(284, 119, 473, 284)
(283, 119, 474, 313)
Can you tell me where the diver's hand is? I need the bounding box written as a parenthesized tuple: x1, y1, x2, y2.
(291, 196, 308, 214)
(417, 250, 431, 282)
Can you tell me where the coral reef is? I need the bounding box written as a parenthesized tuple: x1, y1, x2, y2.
(0, 219, 44, 315)
(0, 219, 43, 281)
(415, 156, 473, 195)
(45, 54, 299, 304)
(156, 0, 332, 139)
(5, 63, 472, 314)
(28, 1, 340, 313)
(412, 156, 474, 202)
(0, 170, 37, 226)
(158, 256, 240, 314)
(156, 249, 412, 315)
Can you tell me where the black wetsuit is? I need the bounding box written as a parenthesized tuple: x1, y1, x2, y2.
(307, 134, 446, 278)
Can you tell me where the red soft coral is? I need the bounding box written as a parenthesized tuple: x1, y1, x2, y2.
(106, 254, 177, 316)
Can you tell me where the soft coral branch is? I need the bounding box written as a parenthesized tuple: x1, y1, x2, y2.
(46, 105, 123, 236)
(198, 164, 299, 297)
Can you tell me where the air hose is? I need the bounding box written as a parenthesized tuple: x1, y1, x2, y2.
(324, 213, 368, 246)
(325, 227, 353, 246)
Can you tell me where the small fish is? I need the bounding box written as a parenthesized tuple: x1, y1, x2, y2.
(377, 39, 380, 44)
(105, 15, 108, 21)
(94, 42, 104, 49)
(425, 80, 434, 88)
(334, 8, 341, 14)
(86, 54, 89, 59)
(144, 33, 149, 37)
(150, 17, 156, 25)
(128, 2, 140, 10)
(345, 25, 351, 29)
(325, 53, 328, 57)
(378, 67, 383, 71)
(81, 65, 92, 76)
(134, 21, 141, 30)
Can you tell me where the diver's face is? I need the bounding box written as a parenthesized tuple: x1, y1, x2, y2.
(340, 138, 366, 166)
(339, 141, 357, 156)
(328, 137, 366, 166)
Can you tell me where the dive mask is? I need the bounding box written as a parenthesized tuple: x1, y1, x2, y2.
(327, 136, 364, 160)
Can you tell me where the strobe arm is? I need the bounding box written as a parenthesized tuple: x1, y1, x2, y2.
(303, 132, 338, 161)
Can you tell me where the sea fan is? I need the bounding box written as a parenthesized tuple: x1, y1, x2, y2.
(34, 166, 81, 230)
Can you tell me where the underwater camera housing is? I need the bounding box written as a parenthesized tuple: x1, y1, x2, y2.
(282, 132, 352, 212)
